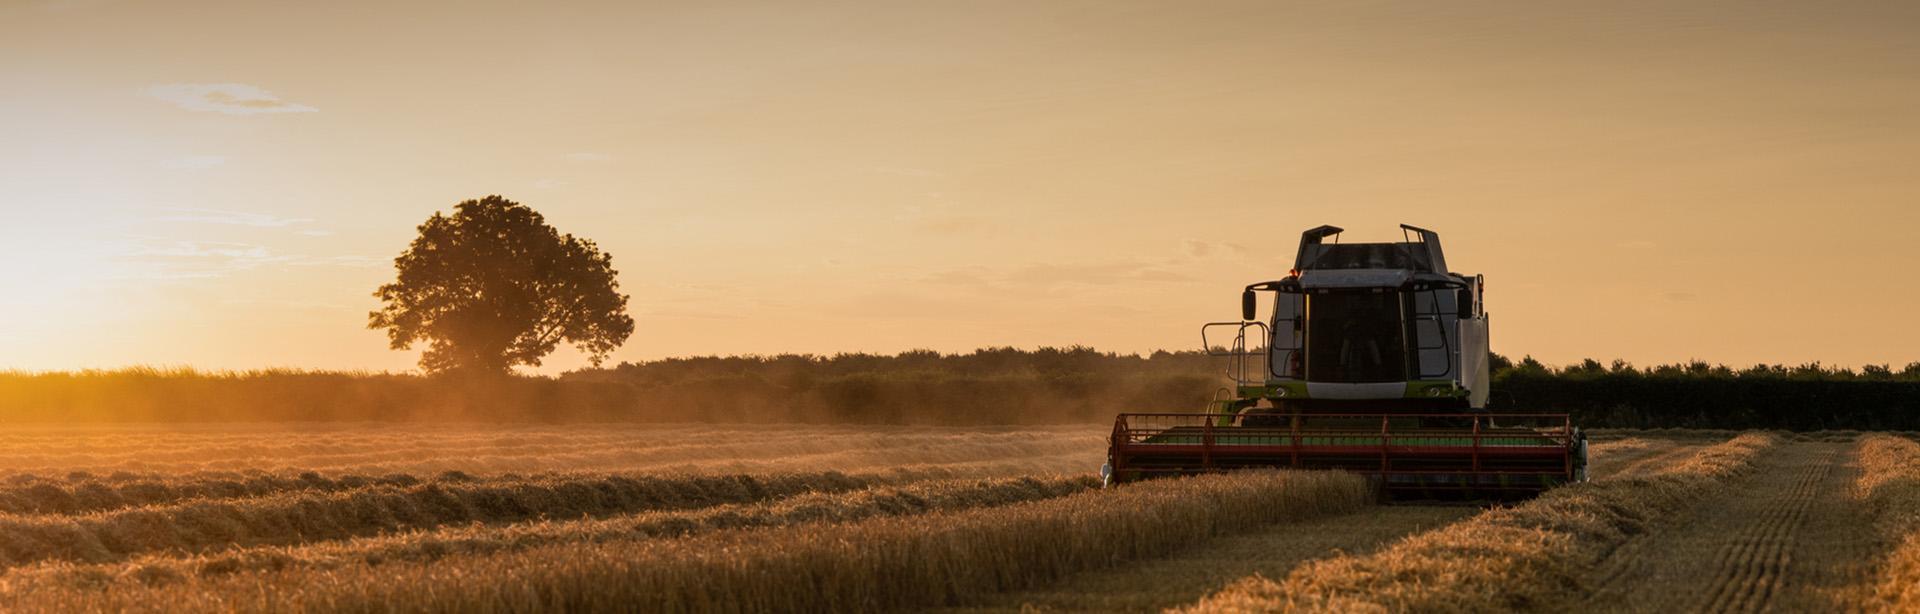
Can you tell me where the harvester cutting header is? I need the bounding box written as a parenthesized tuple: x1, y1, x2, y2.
(1105, 224, 1586, 501)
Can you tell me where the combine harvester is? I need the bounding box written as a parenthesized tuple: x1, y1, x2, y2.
(1105, 224, 1586, 501)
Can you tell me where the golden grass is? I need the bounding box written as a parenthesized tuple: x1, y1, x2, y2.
(954, 505, 1476, 613)
(951, 435, 1718, 612)
(0, 470, 1370, 613)
(1856, 434, 1920, 610)
(0, 424, 1105, 477)
(1180, 432, 1779, 613)
(0, 474, 1097, 591)
(0, 471, 887, 567)
(0, 422, 1831, 612)
(0, 424, 1103, 518)
(0, 472, 423, 516)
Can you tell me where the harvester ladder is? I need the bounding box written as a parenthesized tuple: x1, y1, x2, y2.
(1202, 322, 1270, 389)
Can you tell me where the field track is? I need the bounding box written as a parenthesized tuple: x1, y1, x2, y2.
(0, 425, 1908, 613)
(1590, 436, 1722, 479)
(0, 424, 1105, 477)
(1582, 440, 1878, 613)
(942, 505, 1475, 612)
(940, 434, 1731, 612)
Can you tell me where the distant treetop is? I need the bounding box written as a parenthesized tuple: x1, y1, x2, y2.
(369, 196, 634, 375)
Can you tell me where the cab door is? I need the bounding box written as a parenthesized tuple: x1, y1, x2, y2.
(1407, 288, 1456, 381)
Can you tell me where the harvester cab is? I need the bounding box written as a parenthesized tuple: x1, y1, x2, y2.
(1104, 224, 1587, 501)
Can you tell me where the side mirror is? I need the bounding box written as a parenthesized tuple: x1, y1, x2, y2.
(1240, 290, 1257, 321)
(1456, 288, 1474, 318)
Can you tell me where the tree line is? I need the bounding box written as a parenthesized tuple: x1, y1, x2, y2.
(1489, 355, 1920, 430)
(1, 349, 1916, 429)
(0, 348, 1219, 424)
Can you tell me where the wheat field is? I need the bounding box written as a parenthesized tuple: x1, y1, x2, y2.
(0, 424, 1909, 612)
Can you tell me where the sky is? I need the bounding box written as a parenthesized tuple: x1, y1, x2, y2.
(2, 0, 1917, 374)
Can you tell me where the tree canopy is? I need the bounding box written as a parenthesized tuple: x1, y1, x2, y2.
(369, 196, 634, 374)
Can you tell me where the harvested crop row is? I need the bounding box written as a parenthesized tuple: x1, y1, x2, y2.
(266, 433, 1099, 476)
(1, 475, 1099, 590)
(0, 427, 1066, 470)
(1583, 438, 1666, 477)
(0, 447, 1103, 517)
(1856, 434, 1920, 610)
(0, 449, 1101, 504)
(1568, 442, 1862, 613)
(0, 471, 886, 568)
(874, 450, 1103, 480)
(954, 437, 1730, 612)
(0, 429, 700, 462)
(1180, 432, 1779, 613)
(0, 425, 1102, 466)
(0, 470, 1371, 613)
(0, 422, 1099, 448)
(1597, 439, 1724, 480)
(0, 430, 1103, 477)
(0, 473, 427, 516)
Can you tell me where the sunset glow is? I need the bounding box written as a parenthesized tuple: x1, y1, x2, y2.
(4, 1, 1916, 372)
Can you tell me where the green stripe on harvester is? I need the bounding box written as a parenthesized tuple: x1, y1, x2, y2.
(1140, 434, 1559, 446)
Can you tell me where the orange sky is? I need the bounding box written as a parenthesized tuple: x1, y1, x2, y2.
(3, 1, 1917, 374)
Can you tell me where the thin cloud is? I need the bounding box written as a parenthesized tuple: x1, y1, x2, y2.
(136, 240, 273, 261)
(122, 240, 279, 279)
(285, 255, 384, 268)
(156, 208, 314, 228)
(219, 297, 360, 312)
(920, 259, 1193, 293)
(1002, 261, 1193, 286)
(565, 152, 613, 163)
(146, 83, 317, 115)
(118, 238, 381, 279)
(1179, 240, 1249, 260)
(644, 308, 747, 321)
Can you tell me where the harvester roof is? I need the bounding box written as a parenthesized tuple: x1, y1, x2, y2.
(1289, 224, 1457, 289)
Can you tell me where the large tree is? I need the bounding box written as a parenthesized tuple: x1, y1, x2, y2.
(369, 196, 634, 374)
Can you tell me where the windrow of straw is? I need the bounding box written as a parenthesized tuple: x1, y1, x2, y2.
(0, 458, 1070, 517)
(0, 428, 1102, 477)
(1856, 434, 1920, 610)
(0, 431, 684, 465)
(0, 472, 425, 516)
(0, 471, 885, 567)
(0, 427, 1077, 471)
(0, 470, 1371, 613)
(0, 423, 1101, 458)
(1180, 432, 1779, 613)
(0, 475, 1099, 590)
(0, 425, 722, 461)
